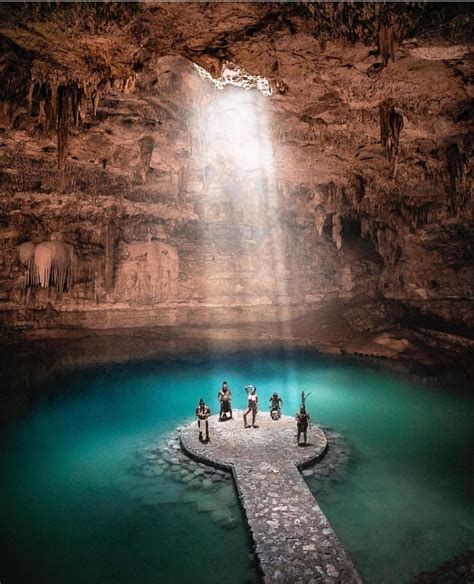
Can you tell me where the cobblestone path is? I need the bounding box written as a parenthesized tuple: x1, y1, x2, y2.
(180, 411, 362, 584)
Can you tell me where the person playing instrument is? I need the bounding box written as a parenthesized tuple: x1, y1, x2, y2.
(269, 392, 283, 418)
(195, 398, 211, 442)
(243, 385, 258, 428)
(217, 381, 232, 420)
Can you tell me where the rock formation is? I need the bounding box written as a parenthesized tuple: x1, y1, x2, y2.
(115, 236, 179, 304)
(0, 3, 472, 366)
(19, 239, 78, 292)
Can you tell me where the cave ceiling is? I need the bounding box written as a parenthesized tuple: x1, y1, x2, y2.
(0, 2, 472, 358)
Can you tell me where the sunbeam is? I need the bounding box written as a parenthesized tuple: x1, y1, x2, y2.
(191, 63, 297, 393)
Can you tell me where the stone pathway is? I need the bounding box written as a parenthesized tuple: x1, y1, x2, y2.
(180, 411, 362, 584)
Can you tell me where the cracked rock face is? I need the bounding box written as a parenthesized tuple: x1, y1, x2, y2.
(0, 3, 472, 361)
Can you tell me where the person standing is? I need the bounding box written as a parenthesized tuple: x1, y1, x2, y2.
(296, 407, 310, 446)
(218, 381, 232, 420)
(243, 385, 258, 428)
(196, 398, 211, 442)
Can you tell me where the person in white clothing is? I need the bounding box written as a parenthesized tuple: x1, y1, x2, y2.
(243, 385, 258, 428)
(195, 399, 211, 442)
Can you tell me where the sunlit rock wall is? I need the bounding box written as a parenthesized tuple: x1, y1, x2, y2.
(0, 3, 472, 341)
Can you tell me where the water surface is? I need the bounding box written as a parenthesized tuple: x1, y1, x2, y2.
(0, 349, 472, 583)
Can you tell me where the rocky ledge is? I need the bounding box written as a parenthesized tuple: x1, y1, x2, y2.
(413, 550, 474, 584)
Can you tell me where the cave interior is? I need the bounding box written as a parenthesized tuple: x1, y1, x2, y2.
(0, 2, 473, 582)
(0, 2, 472, 374)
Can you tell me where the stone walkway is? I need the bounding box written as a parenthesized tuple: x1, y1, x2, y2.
(180, 411, 362, 584)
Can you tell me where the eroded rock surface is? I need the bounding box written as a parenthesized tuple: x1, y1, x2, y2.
(0, 3, 472, 367)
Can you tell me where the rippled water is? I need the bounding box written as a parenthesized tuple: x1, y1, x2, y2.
(0, 349, 472, 584)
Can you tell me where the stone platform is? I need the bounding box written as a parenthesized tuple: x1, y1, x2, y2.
(180, 411, 362, 584)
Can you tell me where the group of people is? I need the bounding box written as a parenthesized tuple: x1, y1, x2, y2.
(195, 381, 311, 446)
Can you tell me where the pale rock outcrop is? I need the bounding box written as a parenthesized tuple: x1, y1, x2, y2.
(115, 238, 179, 304)
(18, 240, 77, 292)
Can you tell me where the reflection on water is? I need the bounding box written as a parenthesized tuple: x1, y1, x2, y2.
(0, 349, 472, 584)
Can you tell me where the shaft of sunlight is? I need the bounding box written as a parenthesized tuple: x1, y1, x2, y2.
(191, 63, 297, 394)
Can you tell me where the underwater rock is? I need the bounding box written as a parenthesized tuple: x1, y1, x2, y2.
(182, 491, 200, 504)
(210, 508, 233, 524)
(140, 493, 167, 506)
(140, 466, 162, 478)
(331, 472, 346, 484)
(201, 478, 214, 491)
(129, 484, 164, 499)
(185, 478, 201, 490)
(221, 517, 239, 531)
(197, 497, 222, 513)
(300, 430, 351, 497)
(132, 427, 237, 531)
(216, 485, 236, 505)
(414, 549, 474, 583)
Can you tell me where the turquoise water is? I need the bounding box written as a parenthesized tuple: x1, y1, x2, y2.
(0, 349, 472, 583)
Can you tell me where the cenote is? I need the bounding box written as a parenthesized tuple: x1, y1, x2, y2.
(0, 349, 472, 584)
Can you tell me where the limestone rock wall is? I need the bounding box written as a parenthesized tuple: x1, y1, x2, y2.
(115, 239, 179, 304)
(0, 3, 472, 341)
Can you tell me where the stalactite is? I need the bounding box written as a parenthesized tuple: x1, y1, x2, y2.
(28, 74, 130, 169)
(446, 143, 468, 210)
(319, 33, 327, 52)
(353, 174, 366, 204)
(18, 241, 36, 287)
(27, 79, 87, 167)
(37, 99, 47, 134)
(34, 241, 77, 292)
(315, 210, 325, 237)
(378, 24, 396, 66)
(375, 227, 400, 267)
(27, 81, 35, 114)
(332, 214, 342, 250)
(57, 85, 71, 170)
(71, 89, 84, 126)
(92, 91, 100, 118)
(360, 217, 371, 238)
(104, 222, 117, 292)
(380, 99, 403, 178)
(49, 83, 58, 132)
(18, 241, 77, 292)
(401, 202, 433, 230)
(138, 135, 154, 182)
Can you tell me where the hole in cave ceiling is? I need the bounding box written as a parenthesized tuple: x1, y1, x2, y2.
(193, 61, 273, 97)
